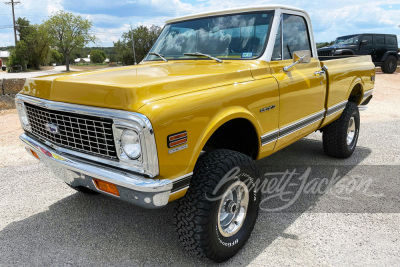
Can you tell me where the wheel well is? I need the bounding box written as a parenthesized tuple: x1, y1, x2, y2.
(348, 84, 363, 104)
(203, 118, 259, 159)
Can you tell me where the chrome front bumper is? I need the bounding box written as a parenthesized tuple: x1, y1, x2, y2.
(20, 133, 172, 208)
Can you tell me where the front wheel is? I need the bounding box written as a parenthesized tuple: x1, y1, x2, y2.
(322, 101, 360, 158)
(174, 149, 260, 262)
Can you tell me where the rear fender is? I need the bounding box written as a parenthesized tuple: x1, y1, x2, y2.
(347, 77, 364, 105)
(382, 51, 399, 62)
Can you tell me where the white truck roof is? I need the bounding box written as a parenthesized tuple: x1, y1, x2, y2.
(165, 5, 307, 24)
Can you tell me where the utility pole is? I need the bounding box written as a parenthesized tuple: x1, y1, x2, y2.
(130, 24, 137, 65)
(5, 0, 21, 47)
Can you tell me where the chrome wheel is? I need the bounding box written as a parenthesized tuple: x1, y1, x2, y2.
(346, 116, 356, 145)
(218, 181, 249, 237)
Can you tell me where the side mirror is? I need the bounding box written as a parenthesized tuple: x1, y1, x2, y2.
(360, 40, 368, 46)
(283, 50, 311, 72)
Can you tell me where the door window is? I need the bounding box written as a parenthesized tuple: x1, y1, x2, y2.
(362, 35, 372, 45)
(374, 35, 385, 45)
(271, 14, 311, 60)
(386, 36, 397, 46)
(282, 14, 311, 59)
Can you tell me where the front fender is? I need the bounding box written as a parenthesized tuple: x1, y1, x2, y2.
(137, 80, 273, 181)
(189, 107, 262, 168)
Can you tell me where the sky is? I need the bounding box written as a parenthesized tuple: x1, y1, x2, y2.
(0, 0, 399, 48)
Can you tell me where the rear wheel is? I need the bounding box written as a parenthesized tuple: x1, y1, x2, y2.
(381, 55, 397, 74)
(323, 102, 360, 158)
(174, 149, 260, 262)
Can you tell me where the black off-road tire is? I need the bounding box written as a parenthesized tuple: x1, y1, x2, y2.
(323, 101, 360, 158)
(67, 184, 99, 195)
(381, 55, 397, 74)
(174, 149, 261, 262)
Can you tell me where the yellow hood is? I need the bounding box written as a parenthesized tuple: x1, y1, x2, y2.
(21, 60, 260, 111)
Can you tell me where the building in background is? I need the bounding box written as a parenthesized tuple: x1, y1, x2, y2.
(74, 55, 91, 64)
(0, 51, 10, 66)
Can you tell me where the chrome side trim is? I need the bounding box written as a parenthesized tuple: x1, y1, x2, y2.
(261, 110, 325, 146)
(171, 172, 194, 183)
(362, 89, 373, 103)
(278, 110, 325, 138)
(16, 94, 159, 177)
(261, 129, 279, 146)
(171, 186, 190, 195)
(171, 172, 193, 193)
(358, 106, 368, 111)
(326, 100, 348, 117)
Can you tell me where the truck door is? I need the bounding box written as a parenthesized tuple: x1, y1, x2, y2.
(373, 35, 386, 63)
(359, 34, 374, 59)
(270, 13, 327, 150)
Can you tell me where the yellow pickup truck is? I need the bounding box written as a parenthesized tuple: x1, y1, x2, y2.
(16, 5, 375, 262)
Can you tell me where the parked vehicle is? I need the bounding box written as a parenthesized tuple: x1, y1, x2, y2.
(318, 33, 399, 73)
(16, 5, 375, 262)
(10, 65, 22, 73)
(0, 58, 5, 71)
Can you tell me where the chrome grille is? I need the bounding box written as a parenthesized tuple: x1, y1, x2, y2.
(318, 50, 332, 57)
(25, 103, 117, 159)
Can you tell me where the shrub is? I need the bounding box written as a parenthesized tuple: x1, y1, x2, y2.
(90, 50, 106, 63)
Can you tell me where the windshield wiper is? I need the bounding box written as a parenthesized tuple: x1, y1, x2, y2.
(183, 52, 223, 63)
(149, 52, 168, 62)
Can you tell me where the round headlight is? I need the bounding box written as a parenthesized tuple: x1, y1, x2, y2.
(121, 130, 141, 159)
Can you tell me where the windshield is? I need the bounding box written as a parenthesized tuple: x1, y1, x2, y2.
(145, 11, 274, 61)
(334, 35, 360, 45)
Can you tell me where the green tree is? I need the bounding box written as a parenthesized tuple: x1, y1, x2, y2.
(14, 18, 52, 70)
(114, 25, 161, 65)
(50, 49, 64, 65)
(7, 40, 29, 71)
(44, 11, 96, 71)
(90, 50, 106, 63)
(109, 54, 118, 63)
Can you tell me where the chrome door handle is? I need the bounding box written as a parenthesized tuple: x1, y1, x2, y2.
(314, 70, 325, 76)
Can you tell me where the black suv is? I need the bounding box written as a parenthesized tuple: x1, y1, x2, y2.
(318, 34, 399, 73)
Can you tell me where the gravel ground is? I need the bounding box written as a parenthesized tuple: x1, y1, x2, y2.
(0, 70, 399, 266)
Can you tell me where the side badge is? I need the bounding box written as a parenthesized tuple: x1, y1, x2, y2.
(168, 131, 188, 154)
(260, 105, 276, 113)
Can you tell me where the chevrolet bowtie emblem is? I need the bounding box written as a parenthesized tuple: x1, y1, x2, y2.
(45, 123, 60, 135)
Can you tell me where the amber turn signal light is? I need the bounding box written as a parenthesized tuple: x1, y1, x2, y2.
(93, 179, 120, 196)
(30, 149, 39, 160)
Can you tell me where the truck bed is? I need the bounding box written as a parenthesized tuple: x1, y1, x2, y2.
(319, 55, 375, 127)
(318, 55, 362, 61)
